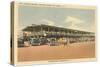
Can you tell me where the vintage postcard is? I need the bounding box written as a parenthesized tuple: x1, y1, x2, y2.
(11, 1, 96, 66)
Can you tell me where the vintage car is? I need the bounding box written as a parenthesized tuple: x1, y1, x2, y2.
(48, 38, 58, 46)
(30, 38, 41, 46)
(40, 38, 48, 45)
(18, 37, 24, 47)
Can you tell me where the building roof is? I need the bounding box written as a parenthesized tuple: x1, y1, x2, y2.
(22, 24, 94, 34)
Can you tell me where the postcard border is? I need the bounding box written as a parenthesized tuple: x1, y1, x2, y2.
(12, 1, 97, 66)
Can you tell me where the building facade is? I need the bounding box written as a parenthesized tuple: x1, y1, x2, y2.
(22, 24, 95, 44)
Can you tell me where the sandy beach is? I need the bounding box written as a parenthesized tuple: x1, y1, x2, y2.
(18, 41, 95, 62)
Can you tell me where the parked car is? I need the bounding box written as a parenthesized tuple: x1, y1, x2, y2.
(40, 38, 48, 45)
(30, 38, 41, 46)
(49, 38, 58, 46)
(18, 38, 24, 47)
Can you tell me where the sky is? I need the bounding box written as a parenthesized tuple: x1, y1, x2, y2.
(18, 5, 95, 33)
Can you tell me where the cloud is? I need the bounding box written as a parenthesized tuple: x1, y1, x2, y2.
(40, 19, 55, 26)
(65, 16, 85, 30)
(65, 16, 84, 24)
(58, 25, 63, 27)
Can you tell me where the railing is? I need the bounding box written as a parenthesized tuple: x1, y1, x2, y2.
(29, 31, 94, 37)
